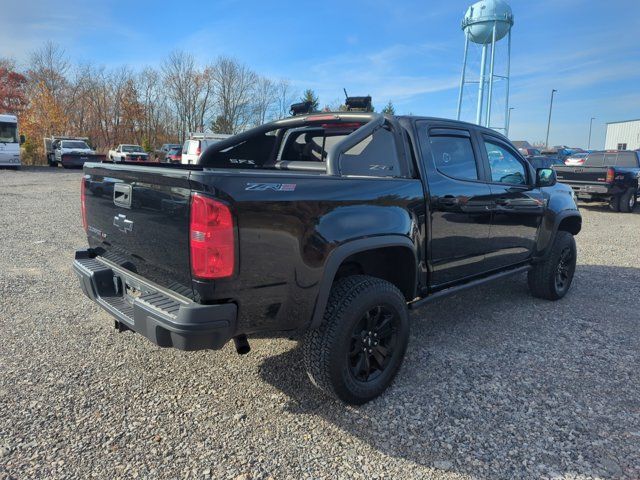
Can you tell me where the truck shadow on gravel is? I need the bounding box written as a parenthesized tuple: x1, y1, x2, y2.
(577, 202, 640, 215)
(258, 265, 640, 479)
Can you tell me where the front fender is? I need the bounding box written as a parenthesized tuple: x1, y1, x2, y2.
(533, 186, 581, 261)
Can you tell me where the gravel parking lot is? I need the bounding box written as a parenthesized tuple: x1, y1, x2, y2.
(1, 167, 639, 479)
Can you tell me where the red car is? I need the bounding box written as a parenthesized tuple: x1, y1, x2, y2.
(165, 146, 182, 163)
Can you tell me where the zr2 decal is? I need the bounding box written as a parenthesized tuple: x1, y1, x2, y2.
(245, 183, 296, 191)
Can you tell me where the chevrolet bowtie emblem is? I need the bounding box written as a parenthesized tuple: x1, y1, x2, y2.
(113, 214, 134, 234)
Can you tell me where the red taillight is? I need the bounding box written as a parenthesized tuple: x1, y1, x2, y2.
(80, 177, 88, 233)
(606, 167, 615, 184)
(190, 193, 234, 279)
(196, 145, 201, 156)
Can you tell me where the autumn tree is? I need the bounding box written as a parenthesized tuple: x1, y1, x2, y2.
(0, 62, 28, 114)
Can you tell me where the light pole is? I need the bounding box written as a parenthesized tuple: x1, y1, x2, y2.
(545, 89, 557, 148)
(506, 107, 515, 137)
(588, 117, 595, 150)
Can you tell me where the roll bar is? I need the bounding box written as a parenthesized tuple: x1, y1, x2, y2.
(198, 112, 387, 174)
(325, 113, 384, 175)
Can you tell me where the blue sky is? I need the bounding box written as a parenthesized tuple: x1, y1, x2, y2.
(2, 0, 639, 147)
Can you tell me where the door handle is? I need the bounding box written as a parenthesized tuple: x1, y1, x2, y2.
(440, 195, 459, 206)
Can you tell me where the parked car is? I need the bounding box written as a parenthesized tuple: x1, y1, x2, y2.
(164, 146, 182, 163)
(75, 112, 581, 404)
(564, 152, 589, 166)
(555, 150, 639, 212)
(44, 136, 106, 168)
(527, 155, 564, 170)
(541, 147, 573, 161)
(518, 147, 541, 158)
(108, 144, 150, 163)
(0, 114, 23, 169)
(181, 134, 231, 164)
(156, 143, 181, 162)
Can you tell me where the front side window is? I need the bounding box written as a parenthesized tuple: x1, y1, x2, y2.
(0, 122, 18, 143)
(429, 135, 478, 180)
(484, 140, 527, 185)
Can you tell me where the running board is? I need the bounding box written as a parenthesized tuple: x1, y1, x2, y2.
(409, 265, 532, 310)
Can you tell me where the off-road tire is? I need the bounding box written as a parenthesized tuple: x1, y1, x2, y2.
(619, 188, 637, 213)
(609, 194, 621, 212)
(528, 230, 577, 300)
(303, 275, 409, 405)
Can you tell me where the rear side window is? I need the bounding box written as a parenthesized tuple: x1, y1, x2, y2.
(429, 135, 478, 180)
(339, 128, 400, 177)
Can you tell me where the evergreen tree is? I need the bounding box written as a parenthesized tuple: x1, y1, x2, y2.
(301, 89, 319, 112)
(381, 101, 395, 115)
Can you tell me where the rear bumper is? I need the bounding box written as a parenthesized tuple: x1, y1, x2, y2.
(566, 183, 610, 195)
(73, 250, 237, 351)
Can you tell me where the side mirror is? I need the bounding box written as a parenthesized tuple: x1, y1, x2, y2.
(536, 167, 557, 187)
(19, 134, 25, 145)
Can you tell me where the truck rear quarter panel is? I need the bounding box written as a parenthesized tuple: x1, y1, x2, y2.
(190, 170, 425, 335)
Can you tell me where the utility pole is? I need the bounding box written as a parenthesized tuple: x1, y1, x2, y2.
(506, 107, 515, 137)
(588, 117, 595, 150)
(545, 89, 557, 148)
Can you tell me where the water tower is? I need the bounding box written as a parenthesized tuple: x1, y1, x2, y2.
(456, 0, 514, 134)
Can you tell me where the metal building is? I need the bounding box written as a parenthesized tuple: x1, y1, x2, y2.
(605, 119, 640, 150)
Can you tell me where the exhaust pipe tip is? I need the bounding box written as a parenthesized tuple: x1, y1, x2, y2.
(233, 335, 251, 355)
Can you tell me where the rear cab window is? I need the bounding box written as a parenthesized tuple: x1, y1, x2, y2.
(615, 152, 639, 167)
(339, 127, 400, 177)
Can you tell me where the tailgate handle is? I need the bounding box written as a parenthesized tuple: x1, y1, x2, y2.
(113, 183, 132, 208)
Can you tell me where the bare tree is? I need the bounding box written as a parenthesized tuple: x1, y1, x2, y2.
(162, 51, 201, 140)
(210, 56, 257, 134)
(28, 41, 70, 98)
(252, 76, 277, 125)
(275, 79, 297, 119)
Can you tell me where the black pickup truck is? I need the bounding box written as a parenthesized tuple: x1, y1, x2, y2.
(74, 112, 581, 404)
(554, 150, 640, 212)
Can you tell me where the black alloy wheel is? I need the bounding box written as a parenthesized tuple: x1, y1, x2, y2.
(555, 246, 574, 294)
(348, 305, 399, 383)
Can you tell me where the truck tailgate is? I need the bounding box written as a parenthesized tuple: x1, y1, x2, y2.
(554, 166, 608, 184)
(82, 163, 194, 298)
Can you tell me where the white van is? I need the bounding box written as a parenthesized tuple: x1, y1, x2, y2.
(181, 133, 231, 165)
(0, 114, 23, 169)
